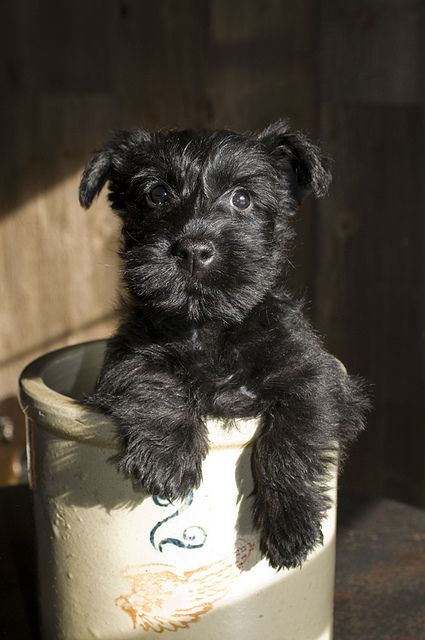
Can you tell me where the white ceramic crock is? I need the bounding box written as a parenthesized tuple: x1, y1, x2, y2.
(19, 340, 337, 640)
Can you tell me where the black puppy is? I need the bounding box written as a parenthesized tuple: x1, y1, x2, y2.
(79, 121, 368, 570)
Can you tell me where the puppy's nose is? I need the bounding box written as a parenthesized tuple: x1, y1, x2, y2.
(172, 238, 215, 275)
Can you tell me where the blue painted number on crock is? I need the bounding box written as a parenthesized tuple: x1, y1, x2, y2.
(150, 491, 207, 552)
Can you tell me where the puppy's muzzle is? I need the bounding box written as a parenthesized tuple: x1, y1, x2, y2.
(172, 238, 216, 276)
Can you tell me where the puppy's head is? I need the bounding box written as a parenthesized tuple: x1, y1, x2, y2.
(80, 121, 331, 324)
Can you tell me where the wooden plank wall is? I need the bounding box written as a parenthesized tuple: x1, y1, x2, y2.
(1, 1, 423, 506)
(317, 0, 425, 505)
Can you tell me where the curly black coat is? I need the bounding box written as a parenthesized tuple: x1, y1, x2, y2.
(79, 121, 368, 569)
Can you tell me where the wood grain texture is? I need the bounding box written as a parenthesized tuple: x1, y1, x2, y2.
(317, 104, 425, 504)
(1, 1, 423, 506)
(0, 0, 318, 483)
(317, 0, 425, 505)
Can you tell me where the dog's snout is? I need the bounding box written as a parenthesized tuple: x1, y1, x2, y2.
(172, 238, 215, 275)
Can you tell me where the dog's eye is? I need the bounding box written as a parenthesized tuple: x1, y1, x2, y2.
(147, 183, 170, 207)
(231, 188, 251, 210)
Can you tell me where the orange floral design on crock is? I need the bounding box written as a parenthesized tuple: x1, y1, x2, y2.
(116, 540, 255, 633)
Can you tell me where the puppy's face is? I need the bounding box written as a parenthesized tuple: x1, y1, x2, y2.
(80, 122, 330, 324)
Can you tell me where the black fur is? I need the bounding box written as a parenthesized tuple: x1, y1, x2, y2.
(79, 121, 369, 569)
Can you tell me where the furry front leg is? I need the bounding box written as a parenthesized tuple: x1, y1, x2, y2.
(250, 304, 369, 569)
(85, 350, 208, 500)
(114, 403, 208, 501)
(252, 410, 335, 570)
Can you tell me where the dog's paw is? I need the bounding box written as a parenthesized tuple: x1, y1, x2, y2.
(113, 436, 206, 501)
(254, 494, 326, 570)
(259, 521, 324, 570)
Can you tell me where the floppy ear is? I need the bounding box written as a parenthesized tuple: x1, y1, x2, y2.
(79, 144, 114, 209)
(257, 120, 332, 204)
(79, 129, 153, 210)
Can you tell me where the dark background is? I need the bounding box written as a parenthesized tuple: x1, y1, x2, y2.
(1, 0, 424, 507)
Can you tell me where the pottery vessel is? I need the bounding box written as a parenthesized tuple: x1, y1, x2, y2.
(19, 340, 337, 640)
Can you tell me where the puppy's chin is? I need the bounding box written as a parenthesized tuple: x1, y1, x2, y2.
(127, 278, 264, 325)
(179, 285, 269, 325)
